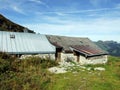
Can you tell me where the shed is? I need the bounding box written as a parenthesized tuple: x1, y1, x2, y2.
(46, 35, 108, 64)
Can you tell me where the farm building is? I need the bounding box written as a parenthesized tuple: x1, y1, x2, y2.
(0, 31, 108, 64)
(0, 31, 55, 58)
(46, 35, 108, 65)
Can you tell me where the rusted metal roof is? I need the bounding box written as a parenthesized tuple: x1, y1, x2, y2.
(46, 35, 107, 54)
(70, 45, 108, 57)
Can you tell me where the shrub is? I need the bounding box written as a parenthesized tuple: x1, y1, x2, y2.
(0, 58, 11, 73)
(0, 55, 58, 90)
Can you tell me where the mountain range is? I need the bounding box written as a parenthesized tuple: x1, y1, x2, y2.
(95, 41, 120, 57)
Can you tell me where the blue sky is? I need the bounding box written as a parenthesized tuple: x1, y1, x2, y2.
(0, 0, 120, 41)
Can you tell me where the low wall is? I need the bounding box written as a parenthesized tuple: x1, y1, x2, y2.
(79, 55, 108, 65)
(60, 53, 108, 65)
(20, 54, 55, 60)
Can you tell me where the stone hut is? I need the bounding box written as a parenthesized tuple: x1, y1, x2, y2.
(46, 35, 108, 64)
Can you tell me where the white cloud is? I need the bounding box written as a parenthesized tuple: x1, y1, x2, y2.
(0, 0, 26, 14)
(29, 0, 42, 4)
(115, 3, 120, 8)
(89, 0, 110, 7)
(0, 0, 49, 14)
(24, 23, 72, 34)
(11, 5, 25, 14)
(24, 17, 120, 41)
(55, 12, 67, 16)
(29, 0, 49, 8)
(34, 7, 120, 17)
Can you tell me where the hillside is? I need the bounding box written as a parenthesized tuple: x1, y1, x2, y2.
(0, 14, 34, 33)
(0, 53, 120, 90)
(95, 41, 120, 57)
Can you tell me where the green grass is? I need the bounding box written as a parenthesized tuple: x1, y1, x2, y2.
(0, 53, 58, 90)
(0, 54, 120, 90)
(48, 56, 120, 90)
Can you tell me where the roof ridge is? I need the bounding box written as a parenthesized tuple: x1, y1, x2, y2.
(46, 34, 89, 39)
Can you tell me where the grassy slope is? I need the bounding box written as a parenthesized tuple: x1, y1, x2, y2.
(0, 55, 120, 90)
(0, 55, 58, 90)
(48, 56, 120, 90)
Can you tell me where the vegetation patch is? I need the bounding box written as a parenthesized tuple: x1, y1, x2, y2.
(0, 54, 120, 90)
(0, 53, 58, 90)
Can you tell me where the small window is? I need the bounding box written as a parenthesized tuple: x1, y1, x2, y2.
(10, 34, 15, 39)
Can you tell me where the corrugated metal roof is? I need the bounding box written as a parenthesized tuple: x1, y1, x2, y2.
(70, 45, 108, 57)
(0, 31, 55, 54)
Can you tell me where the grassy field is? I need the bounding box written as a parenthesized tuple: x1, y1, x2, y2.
(0, 54, 120, 90)
(49, 56, 120, 90)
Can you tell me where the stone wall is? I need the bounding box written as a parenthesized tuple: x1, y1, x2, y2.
(20, 54, 55, 60)
(79, 55, 108, 65)
(56, 52, 108, 65)
(37, 54, 55, 60)
(60, 53, 108, 65)
(21, 53, 108, 65)
(60, 53, 77, 62)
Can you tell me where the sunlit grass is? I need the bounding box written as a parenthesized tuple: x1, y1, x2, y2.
(48, 56, 120, 90)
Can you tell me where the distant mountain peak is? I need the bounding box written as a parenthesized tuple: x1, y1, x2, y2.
(0, 14, 34, 33)
(95, 40, 120, 56)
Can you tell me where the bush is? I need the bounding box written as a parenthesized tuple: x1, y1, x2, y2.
(0, 58, 11, 73)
